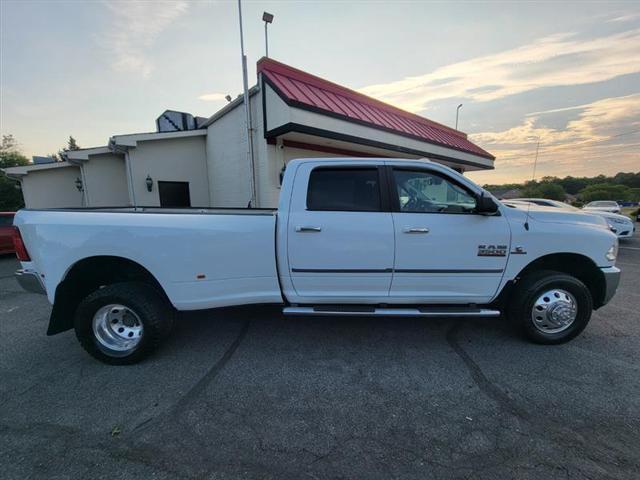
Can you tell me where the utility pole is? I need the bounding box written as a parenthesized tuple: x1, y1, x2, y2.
(237, 0, 257, 207)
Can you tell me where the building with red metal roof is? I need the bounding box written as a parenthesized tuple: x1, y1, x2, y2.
(257, 58, 493, 162)
(5, 58, 495, 209)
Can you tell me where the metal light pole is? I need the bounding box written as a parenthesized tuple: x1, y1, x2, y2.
(262, 12, 274, 57)
(455, 103, 463, 130)
(237, 0, 257, 207)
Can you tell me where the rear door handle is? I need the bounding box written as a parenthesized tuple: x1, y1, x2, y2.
(296, 226, 322, 233)
(403, 227, 430, 234)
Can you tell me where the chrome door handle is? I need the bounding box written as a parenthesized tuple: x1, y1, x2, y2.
(403, 227, 430, 234)
(296, 226, 322, 232)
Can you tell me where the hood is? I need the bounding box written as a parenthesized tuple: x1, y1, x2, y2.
(583, 210, 631, 222)
(503, 203, 609, 228)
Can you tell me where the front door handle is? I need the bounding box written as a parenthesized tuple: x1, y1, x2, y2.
(296, 226, 322, 233)
(403, 227, 430, 234)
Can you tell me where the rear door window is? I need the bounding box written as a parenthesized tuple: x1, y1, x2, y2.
(307, 168, 382, 212)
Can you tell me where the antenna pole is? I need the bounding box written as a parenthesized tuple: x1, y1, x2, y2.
(524, 138, 541, 231)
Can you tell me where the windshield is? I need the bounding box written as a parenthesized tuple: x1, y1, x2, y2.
(587, 201, 617, 207)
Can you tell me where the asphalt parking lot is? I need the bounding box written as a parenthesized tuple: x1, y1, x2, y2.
(1, 231, 639, 479)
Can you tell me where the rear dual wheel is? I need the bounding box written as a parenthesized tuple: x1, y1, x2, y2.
(74, 282, 173, 365)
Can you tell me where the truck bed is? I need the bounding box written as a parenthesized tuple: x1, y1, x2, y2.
(14, 208, 283, 310)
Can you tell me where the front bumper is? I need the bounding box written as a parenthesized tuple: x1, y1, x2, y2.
(600, 266, 621, 306)
(15, 269, 46, 295)
(611, 223, 635, 238)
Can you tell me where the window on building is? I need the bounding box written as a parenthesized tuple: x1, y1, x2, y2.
(158, 181, 191, 208)
(0, 214, 15, 226)
(307, 168, 381, 211)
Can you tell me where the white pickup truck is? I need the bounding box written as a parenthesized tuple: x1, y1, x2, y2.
(13, 158, 621, 364)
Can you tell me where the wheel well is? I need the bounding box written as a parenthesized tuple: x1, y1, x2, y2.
(515, 253, 606, 309)
(47, 256, 170, 336)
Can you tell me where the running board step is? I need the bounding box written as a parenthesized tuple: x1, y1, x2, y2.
(283, 306, 501, 317)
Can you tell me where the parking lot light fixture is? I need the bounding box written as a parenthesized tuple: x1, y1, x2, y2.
(262, 11, 274, 57)
(455, 104, 463, 130)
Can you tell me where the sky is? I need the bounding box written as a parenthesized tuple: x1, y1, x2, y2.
(1, 0, 639, 184)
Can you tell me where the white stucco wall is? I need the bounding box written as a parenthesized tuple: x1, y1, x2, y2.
(127, 136, 209, 207)
(20, 164, 83, 208)
(206, 96, 258, 207)
(206, 88, 339, 209)
(81, 153, 129, 207)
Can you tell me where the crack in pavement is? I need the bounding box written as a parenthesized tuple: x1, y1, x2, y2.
(446, 321, 532, 422)
(445, 320, 637, 472)
(132, 319, 252, 432)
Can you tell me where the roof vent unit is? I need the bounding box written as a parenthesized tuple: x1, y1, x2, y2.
(156, 110, 198, 132)
(32, 156, 56, 165)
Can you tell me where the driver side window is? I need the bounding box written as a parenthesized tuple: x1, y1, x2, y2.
(392, 169, 477, 214)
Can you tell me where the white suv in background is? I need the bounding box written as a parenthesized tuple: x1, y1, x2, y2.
(512, 198, 635, 239)
(583, 201, 621, 214)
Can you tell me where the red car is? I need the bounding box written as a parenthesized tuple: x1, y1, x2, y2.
(0, 212, 16, 255)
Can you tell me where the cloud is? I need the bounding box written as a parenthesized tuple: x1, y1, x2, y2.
(99, 1, 189, 77)
(607, 13, 640, 23)
(359, 28, 640, 113)
(468, 94, 640, 177)
(198, 93, 227, 102)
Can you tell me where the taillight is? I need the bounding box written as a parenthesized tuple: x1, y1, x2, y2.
(12, 227, 31, 261)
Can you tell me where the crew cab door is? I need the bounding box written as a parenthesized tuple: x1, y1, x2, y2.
(286, 162, 394, 300)
(387, 165, 510, 303)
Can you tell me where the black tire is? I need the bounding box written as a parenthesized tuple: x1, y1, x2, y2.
(74, 282, 174, 365)
(508, 270, 593, 344)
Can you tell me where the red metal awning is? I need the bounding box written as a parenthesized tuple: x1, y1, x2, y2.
(257, 58, 494, 160)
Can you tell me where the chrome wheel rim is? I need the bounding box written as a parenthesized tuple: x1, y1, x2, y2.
(92, 304, 143, 356)
(531, 289, 577, 334)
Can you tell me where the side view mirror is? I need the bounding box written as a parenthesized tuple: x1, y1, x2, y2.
(476, 192, 499, 215)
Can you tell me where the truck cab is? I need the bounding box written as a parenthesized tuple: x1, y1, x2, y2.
(279, 159, 509, 305)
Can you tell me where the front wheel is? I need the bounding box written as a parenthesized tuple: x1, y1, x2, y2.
(74, 282, 174, 365)
(508, 270, 593, 344)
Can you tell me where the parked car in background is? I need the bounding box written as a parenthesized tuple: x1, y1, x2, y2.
(583, 201, 621, 214)
(0, 212, 16, 255)
(510, 199, 635, 239)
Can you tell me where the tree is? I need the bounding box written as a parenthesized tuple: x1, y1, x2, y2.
(613, 172, 640, 188)
(521, 180, 566, 200)
(627, 188, 640, 202)
(580, 183, 630, 202)
(558, 176, 588, 195)
(0, 135, 29, 210)
(1, 135, 29, 169)
(67, 136, 80, 151)
(536, 183, 566, 200)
